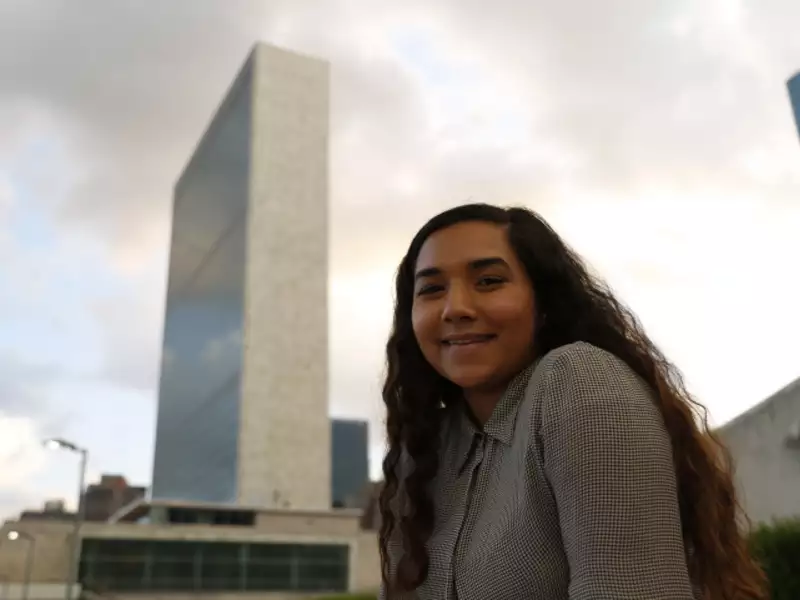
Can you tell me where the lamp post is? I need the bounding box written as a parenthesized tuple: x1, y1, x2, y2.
(44, 438, 88, 600)
(7, 531, 36, 600)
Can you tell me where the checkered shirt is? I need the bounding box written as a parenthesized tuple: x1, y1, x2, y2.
(381, 342, 697, 599)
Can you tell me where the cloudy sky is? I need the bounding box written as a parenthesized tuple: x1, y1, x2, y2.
(1, 0, 799, 520)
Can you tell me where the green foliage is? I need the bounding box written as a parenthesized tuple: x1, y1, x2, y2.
(749, 517, 800, 600)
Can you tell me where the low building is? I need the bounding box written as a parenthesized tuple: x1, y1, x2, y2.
(83, 474, 146, 522)
(18, 500, 72, 523)
(718, 375, 800, 524)
(0, 499, 379, 599)
(16, 475, 147, 525)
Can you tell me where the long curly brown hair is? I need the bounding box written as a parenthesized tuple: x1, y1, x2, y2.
(379, 203, 767, 599)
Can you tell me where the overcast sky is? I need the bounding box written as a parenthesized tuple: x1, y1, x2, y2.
(1, 0, 799, 520)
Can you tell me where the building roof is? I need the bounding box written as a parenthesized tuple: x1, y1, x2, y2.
(717, 375, 800, 433)
(108, 496, 363, 524)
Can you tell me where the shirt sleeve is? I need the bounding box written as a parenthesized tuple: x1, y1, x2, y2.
(540, 343, 695, 600)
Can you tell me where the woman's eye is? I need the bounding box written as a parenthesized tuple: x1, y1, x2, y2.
(416, 283, 444, 296)
(478, 276, 505, 287)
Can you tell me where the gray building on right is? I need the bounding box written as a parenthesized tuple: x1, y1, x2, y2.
(331, 419, 369, 508)
(788, 72, 800, 141)
(718, 376, 800, 524)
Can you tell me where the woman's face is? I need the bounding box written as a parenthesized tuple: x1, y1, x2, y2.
(411, 220, 537, 396)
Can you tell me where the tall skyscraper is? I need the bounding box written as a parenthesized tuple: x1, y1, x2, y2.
(331, 419, 369, 508)
(788, 72, 800, 141)
(151, 43, 331, 510)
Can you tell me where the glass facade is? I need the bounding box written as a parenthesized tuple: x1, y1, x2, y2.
(789, 73, 800, 141)
(151, 58, 254, 502)
(79, 538, 349, 594)
(331, 420, 369, 508)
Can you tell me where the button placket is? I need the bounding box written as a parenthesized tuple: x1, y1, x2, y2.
(449, 434, 488, 599)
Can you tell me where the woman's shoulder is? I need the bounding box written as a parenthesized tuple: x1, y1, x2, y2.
(526, 341, 655, 422)
(537, 340, 623, 371)
(533, 341, 641, 388)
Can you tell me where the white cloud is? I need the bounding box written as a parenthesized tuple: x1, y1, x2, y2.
(0, 414, 47, 487)
(0, 413, 52, 518)
(329, 268, 394, 419)
(0, 415, 103, 517)
(547, 191, 800, 425)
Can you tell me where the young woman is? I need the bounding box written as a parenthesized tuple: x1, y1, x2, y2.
(378, 204, 766, 599)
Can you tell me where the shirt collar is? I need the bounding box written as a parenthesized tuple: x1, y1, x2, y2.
(446, 362, 537, 473)
(481, 362, 536, 445)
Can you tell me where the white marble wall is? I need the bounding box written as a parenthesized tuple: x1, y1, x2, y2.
(238, 44, 331, 511)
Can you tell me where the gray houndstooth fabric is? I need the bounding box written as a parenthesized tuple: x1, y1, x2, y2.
(381, 342, 697, 599)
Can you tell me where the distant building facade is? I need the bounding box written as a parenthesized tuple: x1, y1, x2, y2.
(788, 72, 800, 141)
(718, 376, 800, 524)
(151, 43, 331, 510)
(17, 475, 146, 524)
(18, 499, 72, 523)
(331, 419, 369, 508)
(83, 474, 146, 522)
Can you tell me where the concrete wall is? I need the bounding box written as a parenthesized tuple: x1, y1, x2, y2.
(352, 531, 381, 592)
(254, 509, 362, 536)
(0, 522, 71, 584)
(239, 43, 331, 511)
(0, 583, 71, 600)
(718, 377, 800, 524)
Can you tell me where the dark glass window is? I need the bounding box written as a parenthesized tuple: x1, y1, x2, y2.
(165, 507, 255, 526)
(79, 538, 349, 593)
(150, 541, 197, 591)
(246, 543, 294, 590)
(79, 539, 148, 592)
(199, 541, 242, 591)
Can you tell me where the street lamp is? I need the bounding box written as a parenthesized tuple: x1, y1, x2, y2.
(43, 438, 87, 600)
(6, 530, 35, 600)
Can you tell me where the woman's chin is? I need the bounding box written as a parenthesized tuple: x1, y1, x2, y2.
(443, 366, 498, 391)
